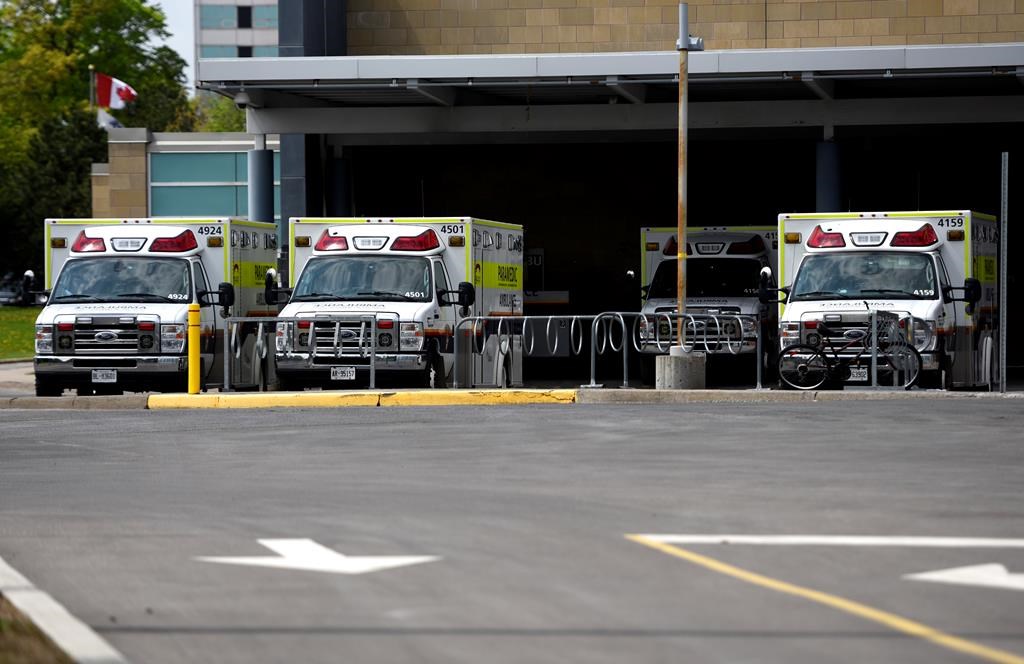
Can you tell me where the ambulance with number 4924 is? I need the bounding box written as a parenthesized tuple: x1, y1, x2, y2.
(33, 218, 277, 396)
(267, 217, 524, 389)
(773, 210, 999, 389)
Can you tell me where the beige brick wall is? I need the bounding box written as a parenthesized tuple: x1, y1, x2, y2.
(347, 0, 1024, 53)
(95, 142, 148, 219)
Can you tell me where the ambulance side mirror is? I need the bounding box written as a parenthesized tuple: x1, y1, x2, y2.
(963, 277, 981, 305)
(457, 281, 475, 308)
(264, 269, 286, 305)
(757, 267, 773, 304)
(21, 270, 35, 306)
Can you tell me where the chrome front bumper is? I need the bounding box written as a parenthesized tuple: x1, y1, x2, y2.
(35, 355, 185, 374)
(276, 352, 426, 371)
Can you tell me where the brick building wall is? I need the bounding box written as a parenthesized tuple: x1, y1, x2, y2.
(346, 0, 1024, 54)
(91, 131, 149, 219)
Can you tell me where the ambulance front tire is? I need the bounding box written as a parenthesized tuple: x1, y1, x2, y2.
(35, 376, 62, 397)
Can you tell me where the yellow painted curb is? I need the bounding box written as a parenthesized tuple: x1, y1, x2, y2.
(379, 389, 577, 407)
(147, 391, 381, 409)
(147, 389, 577, 409)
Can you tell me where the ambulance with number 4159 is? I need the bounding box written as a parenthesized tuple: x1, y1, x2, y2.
(33, 218, 277, 396)
(772, 211, 999, 389)
(267, 217, 524, 389)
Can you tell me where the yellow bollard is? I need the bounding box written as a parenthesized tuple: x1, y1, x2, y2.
(188, 303, 200, 394)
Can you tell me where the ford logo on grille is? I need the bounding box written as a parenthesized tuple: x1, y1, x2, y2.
(844, 329, 867, 340)
(339, 330, 358, 340)
(94, 331, 118, 342)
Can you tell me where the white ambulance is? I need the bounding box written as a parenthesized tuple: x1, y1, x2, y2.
(775, 211, 998, 389)
(269, 217, 524, 389)
(34, 218, 277, 396)
(638, 226, 779, 368)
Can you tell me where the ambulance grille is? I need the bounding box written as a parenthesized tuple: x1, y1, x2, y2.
(310, 320, 372, 363)
(73, 318, 140, 354)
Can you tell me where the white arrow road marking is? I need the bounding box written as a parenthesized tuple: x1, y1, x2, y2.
(904, 564, 1024, 592)
(196, 539, 440, 575)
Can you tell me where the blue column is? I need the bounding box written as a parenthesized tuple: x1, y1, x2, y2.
(816, 141, 840, 212)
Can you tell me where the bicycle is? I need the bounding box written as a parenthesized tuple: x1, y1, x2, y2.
(777, 318, 922, 390)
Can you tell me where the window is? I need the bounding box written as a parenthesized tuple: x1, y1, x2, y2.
(433, 261, 451, 304)
(253, 5, 279, 28)
(149, 152, 282, 221)
(237, 6, 252, 28)
(238, 46, 253, 58)
(199, 5, 237, 29)
(200, 45, 237, 59)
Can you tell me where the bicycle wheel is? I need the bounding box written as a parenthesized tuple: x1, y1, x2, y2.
(881, 344, 922, 389)
(777, 344, 831, 390)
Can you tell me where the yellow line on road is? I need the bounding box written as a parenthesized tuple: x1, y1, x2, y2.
(626, 534, 1024, 664)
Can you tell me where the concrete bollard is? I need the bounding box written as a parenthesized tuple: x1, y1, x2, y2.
(656, 348, 706, 389)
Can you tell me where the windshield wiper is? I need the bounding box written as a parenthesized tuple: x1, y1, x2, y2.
(860, 288, 919, 298)
(116, 292, 168, 302)
(291, 293, 338, 302)
(51, 294, 105, 302)
(794, 290, 851, 299)
(357, 290, 416, 301)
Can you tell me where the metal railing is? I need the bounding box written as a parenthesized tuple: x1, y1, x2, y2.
(452, 311, 764, 389)
(222, 314, 386, 391)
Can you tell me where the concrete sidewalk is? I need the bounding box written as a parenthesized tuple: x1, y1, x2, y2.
(2, 360, 1021, 409)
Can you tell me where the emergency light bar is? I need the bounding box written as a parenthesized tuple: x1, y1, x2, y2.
(891, 224, 939, 247)
(392, 229, 440, 251)
(807, 226, 845, 248)
(71, 231, 105, 253)
(150, 230, 199, 253)
(315, 231, 348, 251)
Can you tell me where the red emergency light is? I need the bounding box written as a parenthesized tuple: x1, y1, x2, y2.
(807, 226, 846, 248)
(151, 230, 199, 252)
(392, 229, 440, 251)
(727, 234, 766, 255)
(315, 231, 349, 251)
(891, 224, 939, 247)
(71, 231, 106, 253)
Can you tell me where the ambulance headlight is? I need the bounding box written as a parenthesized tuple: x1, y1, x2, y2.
(276, 322, 292, 352)
(913, 319, 936, 352)
(161, 324, 186, 353)
(35, 325, 53, 353)
(400, 322, 423, 351)
(781, 322, 800, 347)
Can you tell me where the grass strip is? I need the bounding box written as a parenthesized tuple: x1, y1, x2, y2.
(0, 307, 39, 362)
(0, 594, 72, 664)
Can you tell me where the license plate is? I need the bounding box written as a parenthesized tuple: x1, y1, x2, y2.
(330, 366, 356, 381)
(91, 369, 117, 383)
(848, 366, 868, 382)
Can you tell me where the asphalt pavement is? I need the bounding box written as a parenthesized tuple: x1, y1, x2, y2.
(1, 402, 1022, 664)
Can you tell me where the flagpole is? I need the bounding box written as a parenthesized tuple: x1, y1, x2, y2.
(88, 64, 95, 109)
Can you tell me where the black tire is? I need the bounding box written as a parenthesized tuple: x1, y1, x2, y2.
(277, 374, 304, 392)
(34, 376, 62, 397)
(430, 352, 447, 389)
(880, 345, 922, 390)
(777, 344, 831, 390)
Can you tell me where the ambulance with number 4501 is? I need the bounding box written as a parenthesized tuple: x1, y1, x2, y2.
(267, 217, 524, 389)
(33, 218, 277, 396)
(772, 211, 999, 389)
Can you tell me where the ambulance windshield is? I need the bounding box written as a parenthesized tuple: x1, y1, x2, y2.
(51, 257, 191, 303)
(648, 258, 763, 299)
(791, 252, 938, 301)
(292, 256, 433, 302)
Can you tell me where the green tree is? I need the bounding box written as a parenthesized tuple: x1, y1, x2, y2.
(193, 91, 247, 133)
(0, 0, 191, 276)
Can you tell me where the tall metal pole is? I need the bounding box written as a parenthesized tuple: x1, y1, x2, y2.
(676, 4, 689, 348)
(999, 152, 1008, 393)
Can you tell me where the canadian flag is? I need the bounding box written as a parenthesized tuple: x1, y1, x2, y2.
(95, 72, 137, 109)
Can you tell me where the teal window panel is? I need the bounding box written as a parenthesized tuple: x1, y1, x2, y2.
(253, 46, 279, 57)
(274, 153, 280, 180)
(199, 45, 238, 58)
(254, 5, 278, 28)
(151, 186, 238, 216)
(235, 153, 247, 181)
(151, 153, 240, 183)
(200, 5, 237, 29)
(237, 186, 248, 217)
(274, 185, 281, 218)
